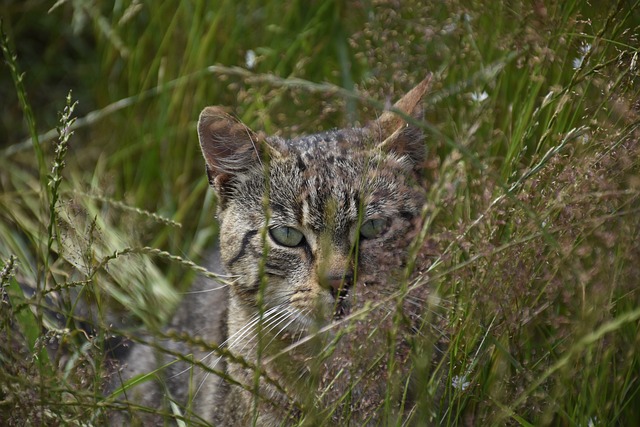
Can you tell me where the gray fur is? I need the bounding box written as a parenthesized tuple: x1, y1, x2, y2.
(108, 250, 228, 425)
(111, 77, 435, 425)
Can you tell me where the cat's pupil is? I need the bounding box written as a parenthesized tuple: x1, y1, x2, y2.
(269, 226, 305, 247)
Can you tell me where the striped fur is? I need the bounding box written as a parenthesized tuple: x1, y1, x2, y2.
(112, 76, 433, 426)
(195, 76, 432, 425)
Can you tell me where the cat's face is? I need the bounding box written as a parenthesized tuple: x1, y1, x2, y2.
(198, 77, 430, 337)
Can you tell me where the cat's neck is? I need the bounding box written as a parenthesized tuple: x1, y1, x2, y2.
(223, 295, 310, 424)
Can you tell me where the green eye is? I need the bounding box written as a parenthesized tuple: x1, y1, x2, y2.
(360, 218, 387, 239)
(269, 226, 305, 247)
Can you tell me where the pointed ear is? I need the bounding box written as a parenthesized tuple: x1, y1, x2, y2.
(367, 74, 432, 162)
(197, 106, 264, 192)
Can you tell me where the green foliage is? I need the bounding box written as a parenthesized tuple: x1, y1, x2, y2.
(1, 0, 640, 425)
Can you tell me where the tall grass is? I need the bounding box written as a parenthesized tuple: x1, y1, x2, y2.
(1, 0, 639, 425)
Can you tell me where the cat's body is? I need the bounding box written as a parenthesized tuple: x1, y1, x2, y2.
(110, 76, 435, 425)
(110, 249, 229, 423)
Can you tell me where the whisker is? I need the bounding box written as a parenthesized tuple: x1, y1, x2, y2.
(294, 308, 312, 340)
(189, 304, 288, 401)
(369, 293, 450, 341)
(179, 274, 240, 296)
(403, 292, 454, 307)
(183, 283, 229, 294)
(227, 305, 284, 350)
(401, 296, 449, 322)
(246, 309, 296, 354)
(272, 308, 306, 341)
(168, 308, 273, 381)
(240, 309, 291, 354)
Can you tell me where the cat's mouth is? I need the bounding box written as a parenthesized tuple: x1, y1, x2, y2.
(333, 295, 350, 320)
(284, 299, 350, 332)
(330, 284, 351, 320)
(276, 288, 351, 333)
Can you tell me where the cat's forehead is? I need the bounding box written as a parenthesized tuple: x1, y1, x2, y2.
(271, 127, 374, 161)
(262, 129, 414, 235)
(268, 128, 378, 197)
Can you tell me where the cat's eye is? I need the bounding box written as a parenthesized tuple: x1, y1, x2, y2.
(269, 226, 305, 247)
(360, 218, 388, 239)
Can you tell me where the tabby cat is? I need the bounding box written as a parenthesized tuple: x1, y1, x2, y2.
(112, 76, 435, 426)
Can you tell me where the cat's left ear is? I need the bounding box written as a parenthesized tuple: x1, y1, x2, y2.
(197, 107, 267, 193)
(367, 74, 432, 163)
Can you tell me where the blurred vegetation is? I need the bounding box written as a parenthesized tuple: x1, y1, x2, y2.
(1, 0, 640, 425)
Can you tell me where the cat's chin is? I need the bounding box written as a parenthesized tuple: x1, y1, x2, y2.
(264, 298, 352, 342)
(333, 300, 350, 320)
(277, 310, 339, 339)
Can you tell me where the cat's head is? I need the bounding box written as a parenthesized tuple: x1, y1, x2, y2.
(198, 76, 431, 335)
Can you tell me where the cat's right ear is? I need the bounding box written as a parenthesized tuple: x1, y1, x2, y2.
(197, 107, 264, 193)
(367, 74, 432, 164)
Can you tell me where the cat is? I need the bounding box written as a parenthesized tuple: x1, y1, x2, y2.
(109, 75, 436, 426)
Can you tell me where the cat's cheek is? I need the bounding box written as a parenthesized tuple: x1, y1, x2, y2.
(288, 281, 331, 315)
(289, 284, 334, 326)
(358, 237, 406, 279)
(358, 239, 386, 264)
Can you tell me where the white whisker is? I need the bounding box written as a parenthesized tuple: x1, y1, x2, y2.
(190, 304, 289, 402)
(183, 284, 229, 294)
(168, 308, 271, 381)
(240, 308, 290, 352)
(246, 309, 296, 354)
(226, 305, 283, 350)
(402, 297, 449, 323)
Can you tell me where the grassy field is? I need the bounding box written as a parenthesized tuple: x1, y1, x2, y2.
(1, 0, 639, 425)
